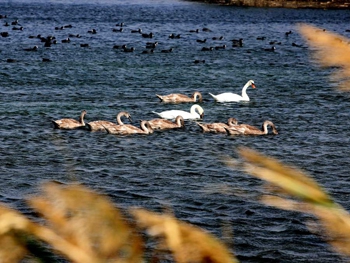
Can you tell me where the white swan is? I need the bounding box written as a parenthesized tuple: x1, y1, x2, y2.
(209, 80, 256, 102)
(152, 104, 204, 120)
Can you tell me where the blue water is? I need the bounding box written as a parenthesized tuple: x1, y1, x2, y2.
(1, 1, 350, 262)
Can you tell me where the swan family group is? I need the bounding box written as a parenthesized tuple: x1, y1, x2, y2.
(52, 79, 278, 136)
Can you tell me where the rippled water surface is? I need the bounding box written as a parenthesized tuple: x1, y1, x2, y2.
(1, 1, 350, 262)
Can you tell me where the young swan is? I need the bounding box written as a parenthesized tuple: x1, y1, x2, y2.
(104, 120, 154, 135)
(209, 80, 256, 102)
(52, 110, 87, 130)
(225, 120, 278, 135)
(156, 91, 203, 103)
(86, 111, 132, 131)
(147, 115, 185, 130)
(197, 117, 238, 133)
(152, 104, 204, 120)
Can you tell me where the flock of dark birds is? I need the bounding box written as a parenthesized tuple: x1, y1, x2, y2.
(1, 13, 282, 136)
(0, 12, 304, 64)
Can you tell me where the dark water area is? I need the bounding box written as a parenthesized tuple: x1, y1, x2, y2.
(1, 0, 350, 262)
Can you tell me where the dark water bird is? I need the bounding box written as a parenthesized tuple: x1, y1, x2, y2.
(212, 36, 224, 40)
(1, 32, 9, 37)
(87, 28, 97, 34)
(169, 33, 181, 39)
(69, 33, 81, 38)
(146, 41, 158, 49)
(42, 58, 52, 62)
(196, 39, 207, 43)
(156, 91, 203, 103)
(55, 26, 64, 30)
(201, 47, 213, 51)
(193, 59, 205, 64)
(232, 38, 243, 47)
(3, 22, 9, 26)
(142, 32, 153, 38)
(215, 44, 226, 50)
(269, 41, 281, 45)
(52, 110, 87, 130)
(131, 28, 142, 33)
(161, 48, 173, 53)
(147, 115, 185, 130)
(80, 43, 89, 47)
(86, 111, 132, 132)
(142, 49, 154, 54)
(12, 26, 23, 30)
(292, 42, 303, 48)
(112, 28, 123, 32)
(264, 46, 276, 51)
(104, 120, 154, 135)
(257, 36, 266, 40)
(113, 44, 127, 49)
(225, 120, 278, 135)
(202, 27, 211, 32)
(123, 46, 135, 52)
(189, 29, 199, 33)
(197, 118, 238, 133)
(285, 30, 292, 36)
(23, 45, 38, 51)
(0, 15, 7, 19)
(61, 38, 70, 43)
(11, 19, 19, 25)
(6, 58, 16, 63)
(64, 24, 73, 28)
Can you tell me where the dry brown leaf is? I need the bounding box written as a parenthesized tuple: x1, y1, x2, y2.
(28, 182, 143, 263)
(298, 24, 350, 90)
(131, 208, 238, 263)
(237, 147, 334, 206)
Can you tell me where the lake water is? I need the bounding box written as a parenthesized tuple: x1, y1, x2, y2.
(1, 0, 350, 262)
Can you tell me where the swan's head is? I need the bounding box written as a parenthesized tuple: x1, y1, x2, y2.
(227, 117, 238, 126)
(249, 80, 256, 89)
(175, 115, 185, 128)
(193, 91, 203, 103)
(192, 104, 204, 119)
(264, 120, 278, 135)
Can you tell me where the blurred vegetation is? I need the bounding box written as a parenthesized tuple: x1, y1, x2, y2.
(1, 24, 350, 262)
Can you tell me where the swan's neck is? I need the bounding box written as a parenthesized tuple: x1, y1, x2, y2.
(141, 121, 153, 134)
(117, 114, 125, 125)
(241, 82, 251, 100)
(80, 112, 86, 125)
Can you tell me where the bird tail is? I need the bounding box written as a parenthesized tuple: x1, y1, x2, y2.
(208, 93, 217, 100)
(155, 94, 163, 101)
(152, 111, 161, 117)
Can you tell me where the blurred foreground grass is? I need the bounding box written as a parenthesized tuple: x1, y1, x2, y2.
(1, 24, 350, 262)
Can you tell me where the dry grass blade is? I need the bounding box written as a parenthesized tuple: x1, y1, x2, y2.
(298, 24, 350, 91)
(0, 206, 29, 262)
(262, 195, 350, 256)
(236, 147, 350, 258)
(28, 182, 143, 263)
(131, 208, 238, 263)
(236, 147, 334, 206)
